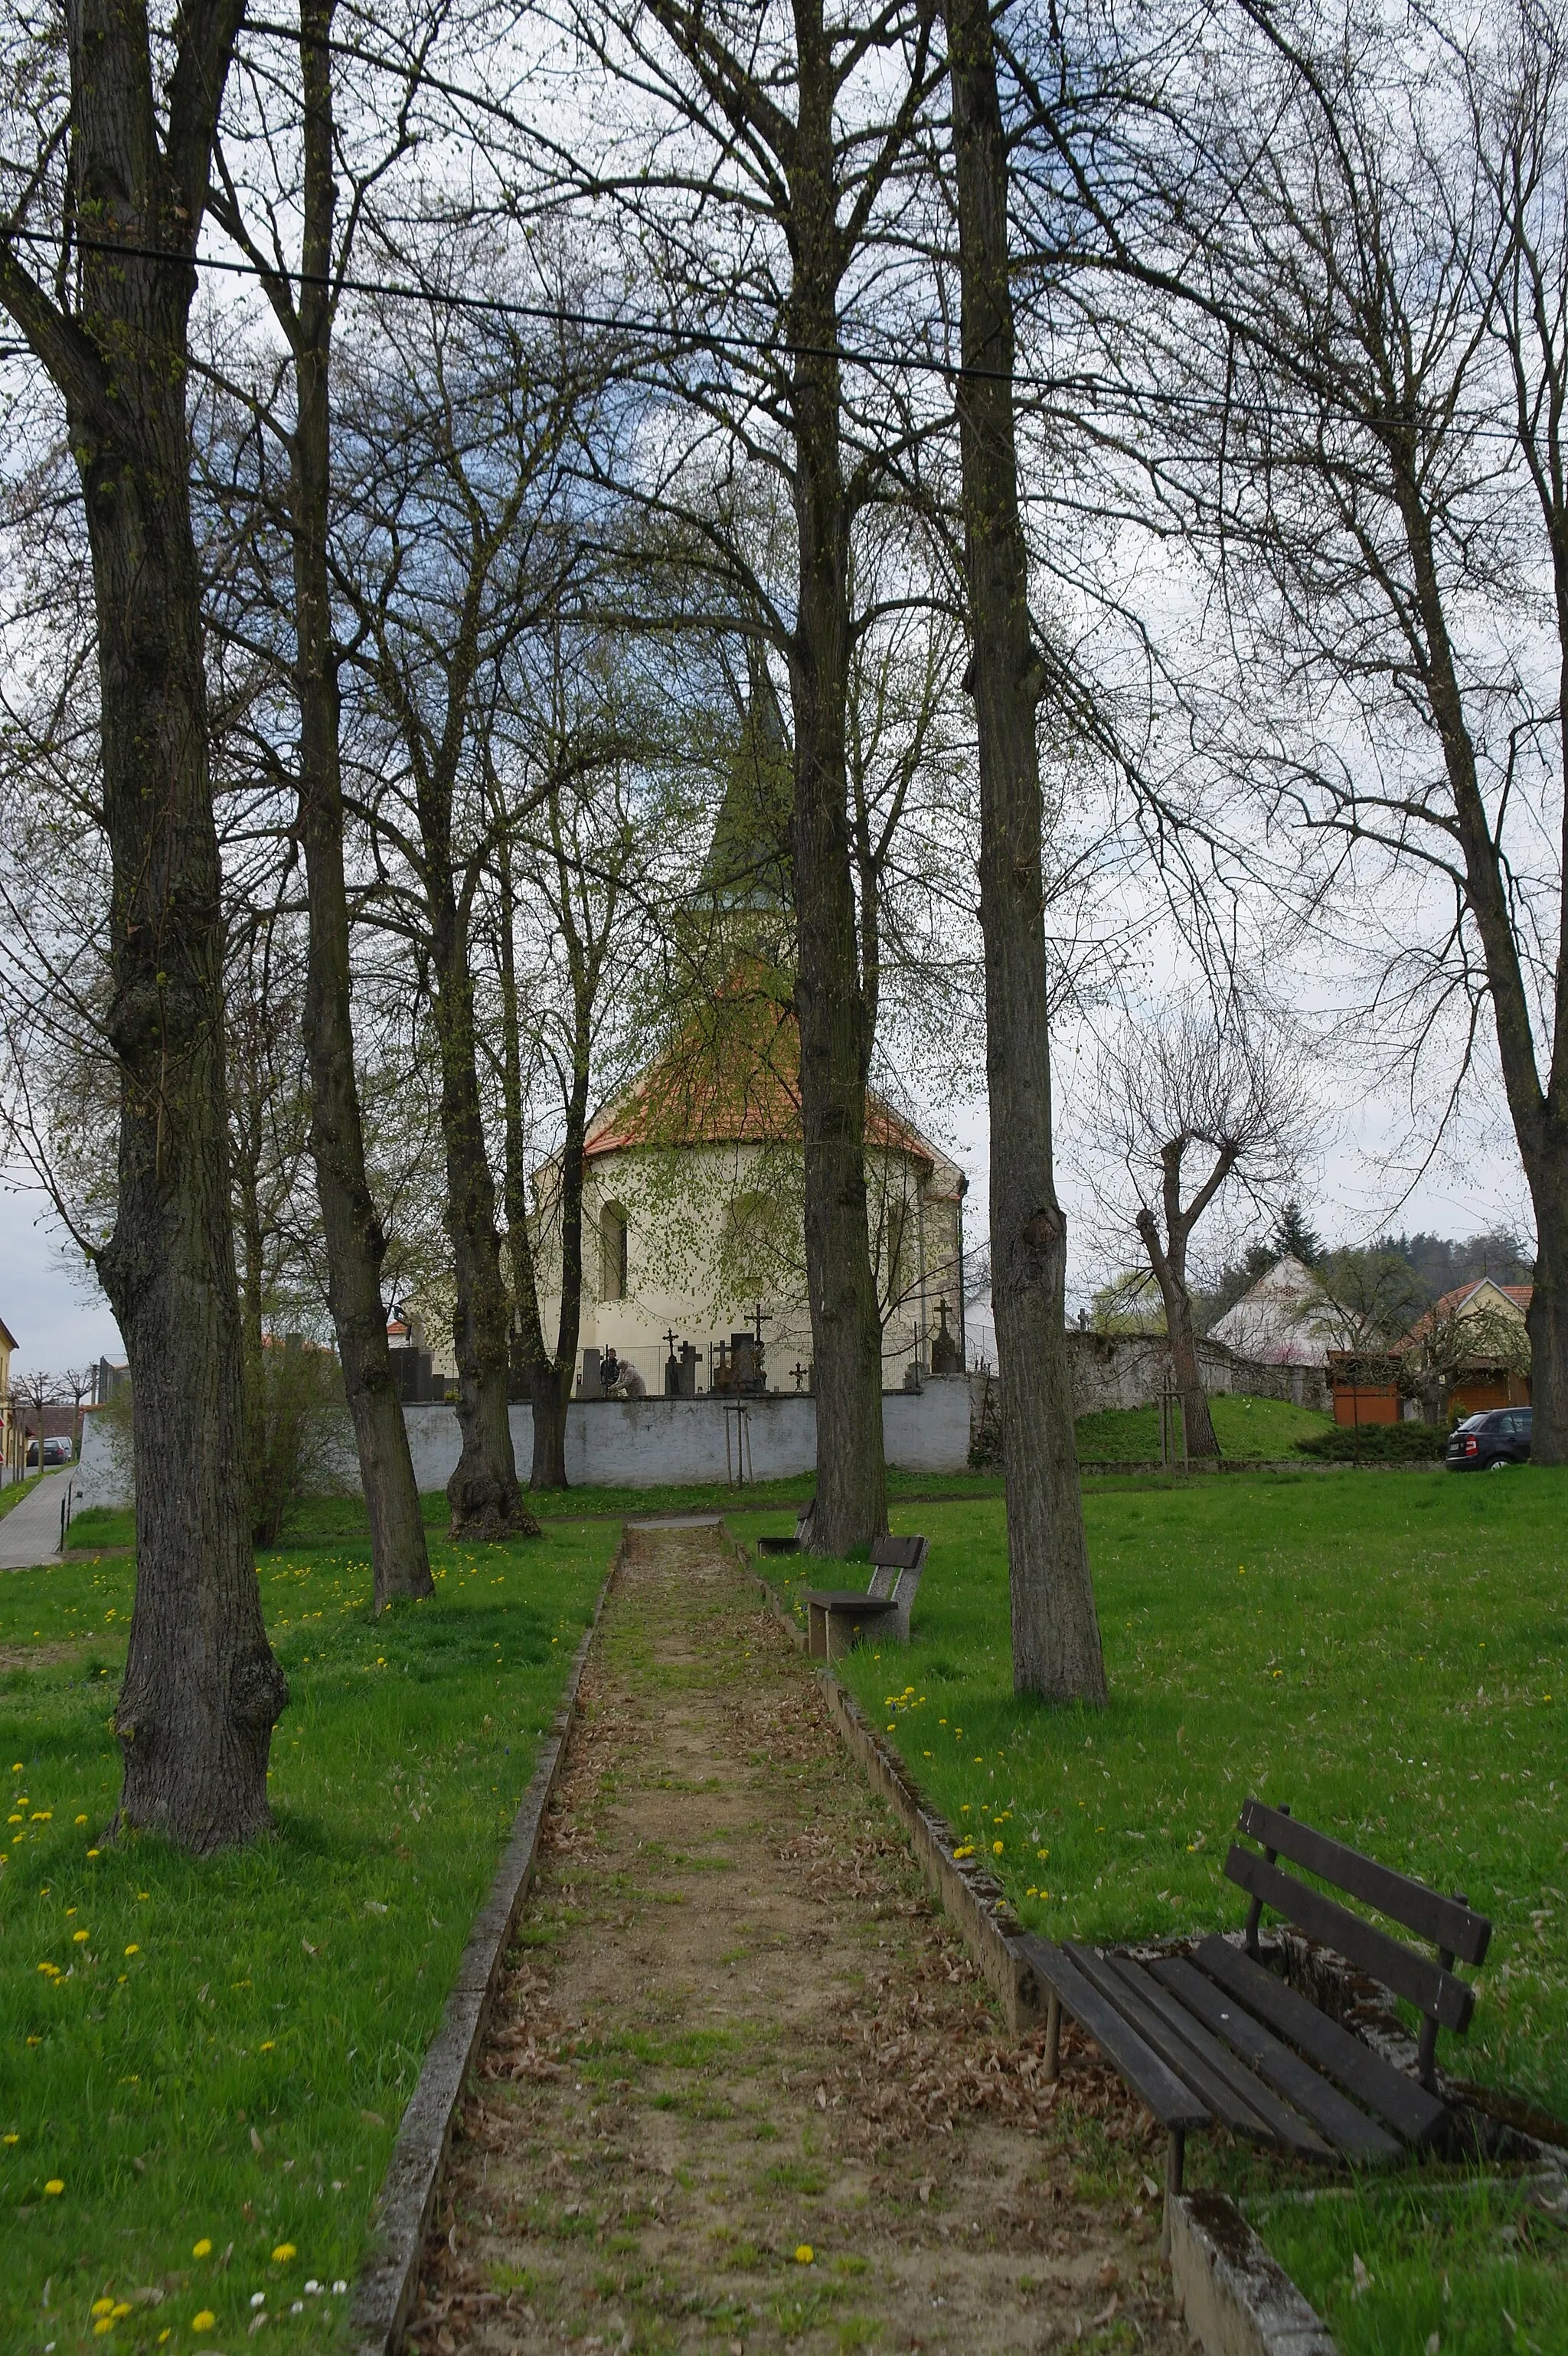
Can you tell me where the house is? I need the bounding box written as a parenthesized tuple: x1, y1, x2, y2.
(1400, 1278, 1532, 1419)
(0, 1312, 16, 1482)
(1207, 1256, 1338, 1365)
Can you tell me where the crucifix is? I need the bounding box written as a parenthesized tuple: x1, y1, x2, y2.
(791, 1362, 806, 1392)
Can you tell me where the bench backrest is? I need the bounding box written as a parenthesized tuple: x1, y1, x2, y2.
(871, 1532, 928, 1573)
(1227, 1797, 1492, 2075)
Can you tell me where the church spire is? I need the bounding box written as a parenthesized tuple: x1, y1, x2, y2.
(701, 646, 793, 911)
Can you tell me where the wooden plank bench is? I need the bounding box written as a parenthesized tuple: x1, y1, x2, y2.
(802, 1532, 928, 1658)
(1016, 1797, 1491, 2202)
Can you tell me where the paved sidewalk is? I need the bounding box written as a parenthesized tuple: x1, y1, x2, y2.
(0, 1472, 70, 1572)
(410, 1523, 1184, 2354)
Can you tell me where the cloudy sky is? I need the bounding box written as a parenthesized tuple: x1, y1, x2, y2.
(2, 1044, 1534, 1379)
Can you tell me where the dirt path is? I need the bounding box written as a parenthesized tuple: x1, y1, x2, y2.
(409, 1524, 1187, 2354)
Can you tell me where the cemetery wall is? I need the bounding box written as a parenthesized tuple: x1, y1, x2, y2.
(1065, 1332, 1329, 1415)
(72, 1374, 974, 1508)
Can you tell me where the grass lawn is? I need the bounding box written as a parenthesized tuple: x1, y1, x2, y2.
(754, 1465, 1568, 2353)
(60, 1389, 1331, 1560)
(64, 1466, 1014, 1557)
(0, 1519, 616, 2355)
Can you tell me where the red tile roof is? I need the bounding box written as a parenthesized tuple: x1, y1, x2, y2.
(582, 978, 951, 1181)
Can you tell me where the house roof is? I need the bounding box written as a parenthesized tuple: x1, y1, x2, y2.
(1402, 1276, 1532, 1346)
(0, 1314, 15, 1354)
(1207, 1255, 1338, 1366)
(580, 984, 963, 1201)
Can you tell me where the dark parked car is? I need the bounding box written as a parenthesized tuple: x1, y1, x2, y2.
(1446, 1408, 1531, 1471)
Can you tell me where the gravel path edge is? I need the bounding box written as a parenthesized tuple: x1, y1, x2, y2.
(350, 1540, 623, 2356)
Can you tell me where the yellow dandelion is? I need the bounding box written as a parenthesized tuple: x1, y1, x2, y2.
(992, 1840, 1004, 1854)
(260, 2039, 276, 2051)
(2, 2132, 17, 2145)
(124, 1943, 139, 1956)
(44, 2177, 64, 2194)
(273, 2242, 297, 2262)
(795, 2243, 815, 2264)
(193, 2237, 213, 2256)
(93, 2299, 115, 2318)
(93, 2322, 113, 2338)
(74, 1930, 89, 1943)
(193, 2311, 216, 2331)
(75, 1814, 87, 1825)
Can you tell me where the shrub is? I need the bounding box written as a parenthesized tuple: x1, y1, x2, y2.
(1295, 1420, 1446, 1462)
(244, 1338, 352, 1547)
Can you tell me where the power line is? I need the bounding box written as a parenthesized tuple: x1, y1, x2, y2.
(0, 220, 1530, 445)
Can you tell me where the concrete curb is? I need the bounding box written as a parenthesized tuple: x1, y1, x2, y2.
(1168, 2191, 1337, 2354)
(350, 1546, 621, 2356)
(740, 1541, 1041, 2033)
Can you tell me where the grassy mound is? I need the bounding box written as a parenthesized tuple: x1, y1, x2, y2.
(1072, 1390, 1335, 1463)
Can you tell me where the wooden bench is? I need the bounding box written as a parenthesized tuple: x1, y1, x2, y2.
(803, 1532, 928, 1658)
(756, 1503, 815, 1557)
(1017, 1797, 1491, 2208)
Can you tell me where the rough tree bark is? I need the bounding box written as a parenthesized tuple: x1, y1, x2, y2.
(287, 0, 431, 1605)
(0, 0, 288, 1843)
(495, 828, 593, 1492)
(430, 875, 538, 1539)
(945, 0, 1106, 1700)
(1135, 1170, 1223, 1462)
(789, 0, 888, 1557)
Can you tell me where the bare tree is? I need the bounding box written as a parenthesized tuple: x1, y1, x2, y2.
(199, 0, 439, 1606)
(528, 0, 946, 1553)
(1061, 0, 1568, 1459)
(942, 0, 1106, 1699)
(60, 1367, 96, 1460)
(1099, 994, 1303, 1459)
(0, 0, 287, 1847)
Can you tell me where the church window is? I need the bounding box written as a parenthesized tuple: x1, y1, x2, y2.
(600, 1203, 629, 1302)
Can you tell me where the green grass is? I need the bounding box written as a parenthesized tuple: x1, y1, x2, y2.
(66, 1466, 1014, 1558)
(0, 1520, 615, 2354)
(1247, 2177, 1568, 2351)
(1072, 1390, 1334, 1462)
(754, 1465, 1568, 2354)
(1, 1473, 45, 1524)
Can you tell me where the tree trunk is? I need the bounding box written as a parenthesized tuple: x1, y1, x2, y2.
(432, 927, 539, 1539)
(945, 0, 1105, 1701)
(528, 1360, 570, 1488)
(1525, 1149, 1568, 1455)
(290, 0, 432, 1608)
(1159, 1273, 1220, 1460)
(7, 0, 291, 1845)
(789, 2, 887, 1557)
(1135, 1208, 1219, 1461)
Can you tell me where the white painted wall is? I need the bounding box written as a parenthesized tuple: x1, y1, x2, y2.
(74, 1374, 975, 1508)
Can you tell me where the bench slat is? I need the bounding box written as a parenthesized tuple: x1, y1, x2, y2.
(1237, 1800, 1491, 1966)
(1074, 1948, 1332, 2158)
(1015, 1936, 1209, 2132)
(1194, 1936, 1449, 2145)
(1152, 1955, 1402, 2165)
(870, 1534, 927, 1570)
(1226, 1849, 1475, 2034)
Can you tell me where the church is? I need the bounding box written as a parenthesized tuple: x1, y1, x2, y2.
(531, 691, 969, 1401)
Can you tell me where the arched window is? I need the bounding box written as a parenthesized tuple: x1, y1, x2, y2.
(599, 1203, 629, 1302)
